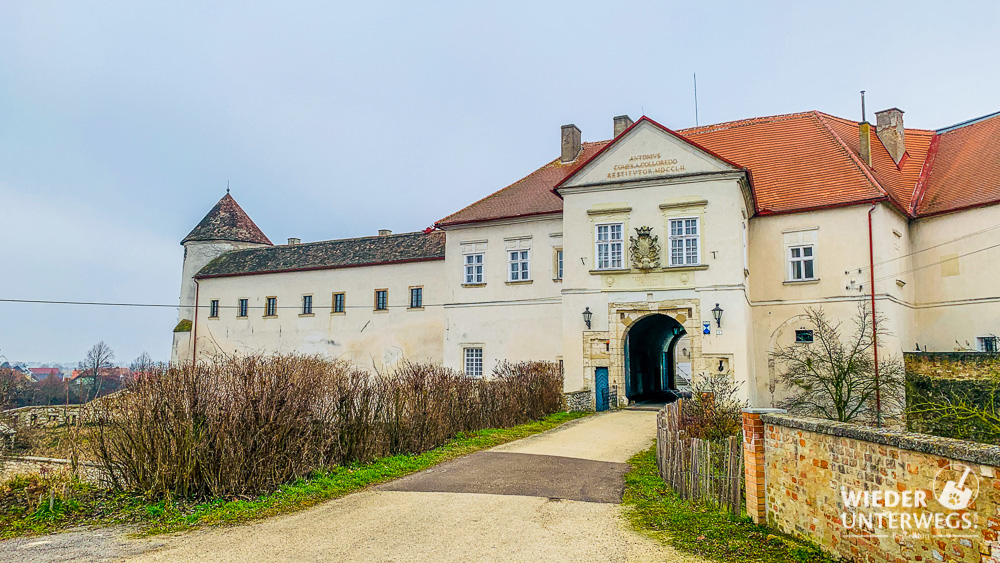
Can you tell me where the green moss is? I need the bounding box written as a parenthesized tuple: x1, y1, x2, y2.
(0, 411, 588, 540)
(173, 319, 193, 333)
(622, 447, 834, 563)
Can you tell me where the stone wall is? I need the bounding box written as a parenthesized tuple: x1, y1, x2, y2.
(564, 390, 593, 412)
(744, 410, 1000, 562)
(905, 351, 999, 381)
(4, 405, 85, 428)
(0, 455, 106, 485)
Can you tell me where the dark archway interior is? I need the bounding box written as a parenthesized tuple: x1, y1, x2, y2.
(625, 314, 686, 403)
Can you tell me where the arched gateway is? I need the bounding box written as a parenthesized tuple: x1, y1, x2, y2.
(624, 313, 687, 402)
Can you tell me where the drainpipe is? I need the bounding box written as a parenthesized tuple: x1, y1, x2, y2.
(868, 203, 881, 427)
(192, 279, 200, 365)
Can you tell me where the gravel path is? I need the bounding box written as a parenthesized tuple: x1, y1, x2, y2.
(1, 409, 705, 562)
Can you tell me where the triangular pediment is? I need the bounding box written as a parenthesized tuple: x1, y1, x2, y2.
(557, 118, 741, 190)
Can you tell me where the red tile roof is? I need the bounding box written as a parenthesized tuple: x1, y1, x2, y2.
(437, 110, 999, 226)
(183, 194, 273, 245)
(914, 111, 1000, 216)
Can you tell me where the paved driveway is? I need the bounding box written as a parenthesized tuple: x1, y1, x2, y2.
(3, 410, 703, 562)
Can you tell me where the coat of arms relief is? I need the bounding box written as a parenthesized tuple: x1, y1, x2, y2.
(629, 226, 660, 270)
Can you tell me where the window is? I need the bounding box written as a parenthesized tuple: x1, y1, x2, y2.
(301, 295, 313, 315)
(464, 253, 484, 284)
(332, 292, 345, 314)
(978, 336, 998, 353)
(209, 299, 220, 318)
(374, 289, 388, 311)
(464, 347, 483, 377)
(237, 298, 249, 318)
(265, 297, 277, 317)
(555, 249, 564, 280)
(788, 245, 816, 281)
(795, 329, 814, 344)
(595, 223, 624, 269)
(508, 250, 530, 281)
(409, 287, 423, 309)
(668, 218, 700, 266)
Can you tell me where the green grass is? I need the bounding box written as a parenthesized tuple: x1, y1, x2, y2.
(0, 411, 588, 540)
(622, 447, 835, 563)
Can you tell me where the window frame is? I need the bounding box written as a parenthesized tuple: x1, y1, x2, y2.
(332, 292, 345, 314)
(409, 286, 423, 309)
(508, 249, 530, 282)
(667, 217, 701, 267)
(977, 336, 998, 353)
(237, 298, 249, 318)
(209, 299, 220, 318)
(464, 347, 484, 377)
(594, 222, 625, 270)
(374, 289, 388, 311)
(795, 329, 815, 344)
(787, 244, 817, 281)
(264, 296, 277, 317)
(464, 252, 485, 285)
(301, 294, 313, 316)
(554, 248, 564, 280)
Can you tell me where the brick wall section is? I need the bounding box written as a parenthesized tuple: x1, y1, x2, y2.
(905, 352, 999, 381)
(744, 408, 785, 523)
(752, 412, 1000, 562)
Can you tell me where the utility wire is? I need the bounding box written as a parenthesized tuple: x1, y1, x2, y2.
(874, 241, 1000, 282)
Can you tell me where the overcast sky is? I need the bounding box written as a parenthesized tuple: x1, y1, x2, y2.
(1, 1, 997, 364)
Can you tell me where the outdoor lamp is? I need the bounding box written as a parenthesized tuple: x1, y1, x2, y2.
(711, 303, 723, 328)
(583, 307, 593, 329)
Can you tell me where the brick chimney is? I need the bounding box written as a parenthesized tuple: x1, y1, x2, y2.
(875, 108, 906, 164)
(613, 115, 634, 137)
(561, 124, 581, 163)
(287, 237, 301, 245)
(378, 229, 392, 236)
(859, 122, 872, 167)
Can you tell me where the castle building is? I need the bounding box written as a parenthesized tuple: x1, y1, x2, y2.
(171, 108, 1000, 409)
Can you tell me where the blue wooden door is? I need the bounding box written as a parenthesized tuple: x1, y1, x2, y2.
(595, 367, 609, 412)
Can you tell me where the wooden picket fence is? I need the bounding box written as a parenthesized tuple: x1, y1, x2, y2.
(655, 400, 743, 516)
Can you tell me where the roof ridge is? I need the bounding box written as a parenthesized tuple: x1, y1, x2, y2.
(812, 112, 893, 202)
(936, 109, 1000, 134)
(816, 111, 936, 134)
(678, 110, 818, 135)
(229, 230, 439, 252)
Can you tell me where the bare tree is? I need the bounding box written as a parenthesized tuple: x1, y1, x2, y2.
(79, 341, 115, 402)
(774, 303, 904, 425)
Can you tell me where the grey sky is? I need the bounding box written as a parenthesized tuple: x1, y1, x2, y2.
(1, 1, 997, 364)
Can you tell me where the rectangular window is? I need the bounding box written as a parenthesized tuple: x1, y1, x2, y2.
(668, 218, 700, 266)
(788, 245, 816, 281)
(795, 329, 814, 344)
(265, 297, 277, 317)
(595, 223, 624, 270)
(555, 249, 564, 280)
(332, 292, 345, 314)
(374, 289, 388, 311)
(978, 336, 998, 353)
(409, 287, 423, 308)
(301, 295, 313, 315)
(464, 253, 484, 284)
(209, 299, 220, 318)
(508, 250, 530, 281)
(237, 298, 248, 318)
(464, 347, 483, 377)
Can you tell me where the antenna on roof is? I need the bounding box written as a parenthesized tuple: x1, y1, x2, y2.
(860, 90, 867, 123)
(694, 73, 699, 127)
(227, 180, 230, 194)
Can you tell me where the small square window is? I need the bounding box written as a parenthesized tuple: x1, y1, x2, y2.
(464, 347, 483, 377)
(302, 295, 313, 315)
(237, 298, 248, 317)
(209, 299, 220, 318)
(795, 329, 814, 344)
(375, 289, 388, 311)
(409, 287, 423, 308)
(265, 297, 277, 317)
(332, 292, 345, 314)
(978, 336, 998, 353)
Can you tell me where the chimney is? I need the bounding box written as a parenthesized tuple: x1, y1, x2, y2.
(287, 237, 301, 245)
(875, 108, 906, 165)
(859, 122, 872, 167)
(613, 115, 634, 137)
(378, 229, 392, 236)
(560, 124, 581, 163)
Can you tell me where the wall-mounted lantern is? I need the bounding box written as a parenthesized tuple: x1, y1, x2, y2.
(711, 303, 724, 328)
(583, 307, 593, 329)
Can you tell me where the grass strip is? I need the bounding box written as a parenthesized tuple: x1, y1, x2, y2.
(622, 446, 835, 563)
(1, 411, 588, 540)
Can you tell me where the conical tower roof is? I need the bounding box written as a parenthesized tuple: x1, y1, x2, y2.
(181, 193, 272, 245)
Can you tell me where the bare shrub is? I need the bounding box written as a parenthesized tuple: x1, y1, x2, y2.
(680, 375, 746, 441)
(92, 355, 563, 499)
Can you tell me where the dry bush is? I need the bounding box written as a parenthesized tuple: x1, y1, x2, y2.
(91, 355, 563, 499)
(680, 375, 747, 441)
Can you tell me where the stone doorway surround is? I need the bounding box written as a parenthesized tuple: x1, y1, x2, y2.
(583, 298, 704, 407)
